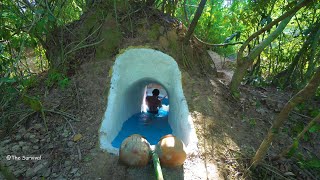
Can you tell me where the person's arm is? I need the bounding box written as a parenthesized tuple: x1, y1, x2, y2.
(159, 95, 167, 101)
(158, 99, 162, 108)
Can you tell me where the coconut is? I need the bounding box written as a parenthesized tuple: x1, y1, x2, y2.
(156, 134, 187, 167)
(119, 134, 151, 166)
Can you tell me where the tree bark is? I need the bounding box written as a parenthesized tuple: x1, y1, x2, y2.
(184, 0, 207, 44)
(251, 66, 320, 167)
(230, 15, 293, 92)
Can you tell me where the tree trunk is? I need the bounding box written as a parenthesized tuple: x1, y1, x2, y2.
(230, 15, 293, 92)
(230, 57, 254, 92)
(251, 66, 320, 167)
(184, 0, 207, 44)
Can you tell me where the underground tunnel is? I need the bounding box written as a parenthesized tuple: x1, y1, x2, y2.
(99, 48, 196, 154)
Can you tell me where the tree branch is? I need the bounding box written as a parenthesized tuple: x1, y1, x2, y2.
(194, 35, 243, 47)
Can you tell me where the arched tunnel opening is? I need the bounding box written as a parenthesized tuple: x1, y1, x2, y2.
(111, 82, 172, 148)
(99, 48, 196, 154)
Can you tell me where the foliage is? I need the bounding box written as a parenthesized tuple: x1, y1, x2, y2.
(0, 0, 86, 75)
(1, 0, 86, 77)
(308, 123, 320, 133)
(175, 0, 319, 90)
(298, 154, 320, 169)
(176, 0, 240, 56)
(0, 0, 85, 135)
(45, 70, 70, 89)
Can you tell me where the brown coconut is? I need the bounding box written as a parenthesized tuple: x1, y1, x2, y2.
(156, 134, 187, 167)
(119, 134, 151, 166)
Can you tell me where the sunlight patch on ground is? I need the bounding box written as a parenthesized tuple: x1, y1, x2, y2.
(190, 110, 243, 179)
(183, 157, 221, 179)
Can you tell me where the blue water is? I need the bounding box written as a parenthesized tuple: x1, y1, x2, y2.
(111, 98, 172, 148)
(161, 97, 169, 105)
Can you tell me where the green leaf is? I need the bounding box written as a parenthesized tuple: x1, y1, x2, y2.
(305, 159, 320, 168)
(35, 9, 45, 15)
(48, 14, 55, 22)
(0, 77, 16, 83)
(309, 124, 320, 133)
(303, 133, 310, 142)
(0, 12, 10, 18)
(83, 155, 94, 162)
(23, 95, 42, 112)
(249, 118, 256, 126)
(287, 139, 299, 157)
(310, 109, 320, 118)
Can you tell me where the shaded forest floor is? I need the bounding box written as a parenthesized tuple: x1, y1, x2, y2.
(1, 50, 319, 179)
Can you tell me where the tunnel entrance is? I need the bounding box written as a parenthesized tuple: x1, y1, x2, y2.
(99, 48, 195, 154)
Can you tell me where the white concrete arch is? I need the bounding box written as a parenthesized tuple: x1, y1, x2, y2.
(99, 48, 196, 154)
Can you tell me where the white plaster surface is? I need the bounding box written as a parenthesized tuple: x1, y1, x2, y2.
(99, 48, 197, 155)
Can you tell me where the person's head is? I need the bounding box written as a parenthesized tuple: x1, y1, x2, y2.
(152, 89, 160, 96)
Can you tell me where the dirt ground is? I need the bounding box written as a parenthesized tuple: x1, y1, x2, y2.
(1, 49, 320, 179)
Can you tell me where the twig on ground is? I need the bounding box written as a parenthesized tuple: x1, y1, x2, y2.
(194, 35, 243, 47)
(260, 163, 292, 180)
(63, 117, 82, 161)
(73, 81, 80, 110)
(12, 111, 36, 128)
(291, 111, 313, 120)
(39, 107, 48, 131)
(293, 164, 317, 180)
(77, 145, 82, 161)
(44, 109, 79, 121)
(63, 117, 76, 135)
(303, 169, 318, 180)
(120, 8, 142, 22)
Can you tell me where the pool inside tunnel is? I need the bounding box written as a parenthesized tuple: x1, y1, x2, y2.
(111, 84, 172, 148)
(99, 48, 197, 155)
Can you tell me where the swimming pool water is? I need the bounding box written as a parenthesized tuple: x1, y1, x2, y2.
(111, 98, 172, 148)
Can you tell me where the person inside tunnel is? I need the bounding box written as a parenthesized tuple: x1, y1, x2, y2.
(146, 88, 162, 114)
